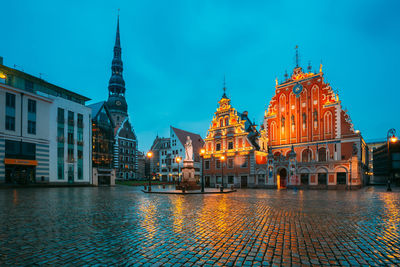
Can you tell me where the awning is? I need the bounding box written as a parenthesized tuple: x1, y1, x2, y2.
(4, 158, 38, 166)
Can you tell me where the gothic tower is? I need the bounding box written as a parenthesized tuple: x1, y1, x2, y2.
(106, 16, 128, 128)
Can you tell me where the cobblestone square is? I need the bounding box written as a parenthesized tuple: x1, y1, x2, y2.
(1, 186, 400, 266)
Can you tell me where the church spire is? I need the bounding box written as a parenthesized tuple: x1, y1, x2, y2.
(107, 13, 127, 115)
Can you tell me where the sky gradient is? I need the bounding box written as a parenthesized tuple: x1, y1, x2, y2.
(1, 0, 399, 151)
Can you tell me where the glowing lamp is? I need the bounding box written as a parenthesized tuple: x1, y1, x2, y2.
(391, 136, 398, 143)
(220, 155, 225, 161)
(147, 151, 153, 158)
(0, 72, 6, 79)
(200, 149, 205, 155)
(176, 157, 182, 163)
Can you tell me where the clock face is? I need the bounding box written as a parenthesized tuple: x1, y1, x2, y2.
(116, 100, 122, 106)
(293, 83, 303, 95)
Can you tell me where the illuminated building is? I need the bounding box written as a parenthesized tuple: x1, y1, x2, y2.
(263, 52, 369, 189)
(203, 84, 267, 188)
(149, 127, 204, 181)
(0, 58, 92, 184)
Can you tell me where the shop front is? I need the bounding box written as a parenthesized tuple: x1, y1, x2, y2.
(4, 158, 38, 184)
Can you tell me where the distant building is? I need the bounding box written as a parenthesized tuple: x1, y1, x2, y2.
(366, 139, 386, 184)
(149, 126, 204, 182)
(136, 151, 146, 179)
(0, 59, 92, 184)
(373, 141, 400, 186)
(203, 85, 264, 188)
(263, 57, 369, 189)
(89, 101, 115, 185)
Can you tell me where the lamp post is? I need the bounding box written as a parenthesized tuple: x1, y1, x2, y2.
(200, 149, 205, 193)
(387, 129, 397, 192)
(220, 155, 225, 192)
(147, 151, 153, 192)
(176, 156, 182, 186)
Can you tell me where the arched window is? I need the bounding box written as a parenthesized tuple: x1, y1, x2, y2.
(302, 149, 312, 162)
(273, 152, 281, 161)
(225, 117, 229, 126)
(270, 121, 277, 141)
(279, 94, 286, 113)
(324, 112, 332, 134)
(318, 147, 327, 162)
(219, 118, 224, 127)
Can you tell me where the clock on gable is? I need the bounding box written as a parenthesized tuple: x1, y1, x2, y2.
(115, 100, 122, 106)
(293, 83, 303, 96)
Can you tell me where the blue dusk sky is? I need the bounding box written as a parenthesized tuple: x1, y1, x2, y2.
(1, 0, 399, 151)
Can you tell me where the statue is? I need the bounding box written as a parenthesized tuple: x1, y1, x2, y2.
(184, 136, 193, 161)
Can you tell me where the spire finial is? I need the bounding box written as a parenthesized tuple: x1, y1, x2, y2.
(295, 45, 299, 67)
(221, 75, 228, 99)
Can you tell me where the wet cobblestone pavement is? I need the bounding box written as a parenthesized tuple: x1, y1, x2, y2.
(1, 186, 400, 266)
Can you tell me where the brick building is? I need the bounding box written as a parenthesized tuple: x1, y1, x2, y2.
(262, 58, 369, 189)
(202, 85, 266, 188)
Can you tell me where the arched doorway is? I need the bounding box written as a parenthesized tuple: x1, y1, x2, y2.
(277, 168, 287, 189)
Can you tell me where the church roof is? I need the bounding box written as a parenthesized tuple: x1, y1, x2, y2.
(171, 126, 204, 161)
(88, 101, 106, 118)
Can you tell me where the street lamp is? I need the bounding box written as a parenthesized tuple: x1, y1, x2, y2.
(200, 149, 206, 193)
(220, 155, 225, 192)
(176, 156, 182, 186)
(387, 128, 397, 192)
(147, 151, 153, 192)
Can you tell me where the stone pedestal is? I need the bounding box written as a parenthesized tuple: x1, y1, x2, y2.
(176, 160, 200, 191)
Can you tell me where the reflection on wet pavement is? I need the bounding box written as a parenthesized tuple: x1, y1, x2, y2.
(0, 185, 399, 265)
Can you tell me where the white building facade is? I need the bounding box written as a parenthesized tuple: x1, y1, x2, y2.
(0, 62, 91, 184)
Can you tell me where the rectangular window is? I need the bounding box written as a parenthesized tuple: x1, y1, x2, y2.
(228, 176, 234, 184)
(216, 160, 221, 169)
(25, 79, 34, 91)
(228, 158, 234, 169)
(58, 164, 64, 180)
(337, 173, 346, 185)
(67, 128, 74, 144)
(5, 93, 15, 131)
(77, 113, 83, 128)
(216, 143, 221, 151)
(301, 174, 309, 185)
(205, 160, 210, 170)
(228, 141, 233, 150)
(318, 173, 327, 185)
(241, 156, 248, 168)
(216, 176, 222, 184)
(68, 148, 74, 162)
(57, 108, 64, 123)
(68, 111, 74, 126)
(27, 99, 36, 135)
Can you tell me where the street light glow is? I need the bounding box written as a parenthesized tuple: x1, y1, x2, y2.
(176, 156, 181, 163)
(147, 151, 153, 158)
(200, 148, 205, 155)
(221, 155, 225, 161)
(391, 136, 398, 143)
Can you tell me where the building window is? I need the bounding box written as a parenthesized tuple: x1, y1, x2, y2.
(225, 117, 229, 126)
(219, 118, 223, 127)
(77, 113, 83, 128)
(228, 176, 234, 184)
(318, 148, 327, 162)
(205, 160, 210, 169)
(5, 93, 15, 131)
(27, 99, 36, 134)
(68, 111, 74, 126)
(57, 108, 64, 124)
(241, 156, 248, 168)
(68, 148, 74, 162)
(216, 143, 221, 151)
(228, 141, 233, 150)
(216, 160, 221, 169)
(67, 128, 74, 144)
(302, 149, 312, 162)
(228, 158, 233, 169)
(25, 79, 34, 91)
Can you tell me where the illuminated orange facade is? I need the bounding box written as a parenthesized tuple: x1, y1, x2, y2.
(263, 62, 369, 189)
(202, 88, 267, 188)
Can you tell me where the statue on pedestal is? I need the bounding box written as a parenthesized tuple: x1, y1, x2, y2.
(185, 136, 193, 161)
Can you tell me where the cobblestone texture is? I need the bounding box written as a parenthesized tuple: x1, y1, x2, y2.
(1, 186, 400, 266)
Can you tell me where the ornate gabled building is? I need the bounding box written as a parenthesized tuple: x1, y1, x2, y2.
(104, 16, 138, 179)
(263, 53, 368, 189)
(203, 84, 267, 188)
